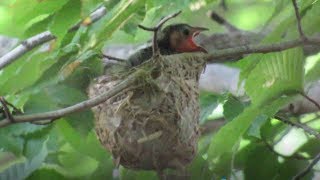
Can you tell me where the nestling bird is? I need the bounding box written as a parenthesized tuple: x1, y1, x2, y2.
(127, 23, 208, 67)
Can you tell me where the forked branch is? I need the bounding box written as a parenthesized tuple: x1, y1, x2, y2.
(138, 11, 182, 57)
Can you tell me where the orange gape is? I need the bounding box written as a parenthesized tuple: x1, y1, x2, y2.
(175, 34, 207, 53)
(128, 24, 208, 67)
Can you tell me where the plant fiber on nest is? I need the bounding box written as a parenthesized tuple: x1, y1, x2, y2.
(88, 53, 206, 170)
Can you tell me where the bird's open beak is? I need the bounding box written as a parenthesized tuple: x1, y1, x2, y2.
(190, 26, 209, 38)
(190, 26, 209, 53)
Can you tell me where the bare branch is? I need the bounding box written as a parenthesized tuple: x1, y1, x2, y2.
(200, 118, 226, 135)
(293, 152, 320, 180)
(209, 11, 239, 32)
(102, 54, 126, 62)
(204, 37, 320, 62)
(261, 134, 309, 160)
(138, 11, 182, 57)
(0, 6, 107, 70)
(275, 115, 320, 140)
(0, 97, 15, 122)
(69, 6, 107, 32)
(0, 74, 137, 128)
(219, 0, 228, 11)
(292, 0, 307, 41)
(300, 92, 320, 111)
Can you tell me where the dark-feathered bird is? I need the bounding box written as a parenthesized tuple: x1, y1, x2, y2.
(127, 23, 208, 67)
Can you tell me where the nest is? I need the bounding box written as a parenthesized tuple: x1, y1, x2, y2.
(88, 53, 206, 170)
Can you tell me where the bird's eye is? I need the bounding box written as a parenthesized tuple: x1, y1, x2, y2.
(182, 29, 190, 36)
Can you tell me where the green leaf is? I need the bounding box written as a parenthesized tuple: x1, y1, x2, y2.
(245, 48, 304, 105)
(0, 135, 24, 155)
(207, 97, 292, 177)
(0, 138, 48, 180)
(0, 123, 47, 155)
(0, 52, 54, 96)
(305, 52, 320, 83)
(0, 0, 69, 37)
(55, 120, 109, 161)
(223, 95, 245, 121)
(58, 148, 99, 177)
(24, 15, 53, 38)
(247, 114, 269, 138)
(199, 92, 219, 123)
(244, 144, 280, 180)
(27, 168, 67, 180)
(120, 168, 157, 180)
(49, 0, 81, 44)
(94, 0, 146, 48)
(80, 0, 104, 17)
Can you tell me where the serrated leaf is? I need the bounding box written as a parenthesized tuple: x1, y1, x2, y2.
(0, 0, 69, 37)
(55, 121, 108, 161)
(0, 139, 48, 180)
(245, 48, 304, 105)
(0, 135, 24, 155)
(0, 123, 47, 155)
(58, 150, 99, 177)
(0, 52, 54, 96)
(94, 0, 146, 48)
(50, 0, 81, 44)
(305, 52, 320, 83)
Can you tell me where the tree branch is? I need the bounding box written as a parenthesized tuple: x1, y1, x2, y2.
(292, 0, 307, 41)
(275, 115, 320, 140)
(293, 152, 320, 180)
(0, 6, 107, 70)
(0, 74, 136, 128)
(0, 97, 15, 123)
(204, 37, 320, 62)
(209, 11, 239, 32)
(300, 92, 320, 111)
(101, 54, 126, 62)
(200, 118, 226, 135)
(138, 11, 182, 57)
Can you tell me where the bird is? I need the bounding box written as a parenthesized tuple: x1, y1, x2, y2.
(103, 24, 208, 76)
(127, 23, 208, 67)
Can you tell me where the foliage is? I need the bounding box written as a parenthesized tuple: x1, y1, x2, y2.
(0, 0, 320, 179)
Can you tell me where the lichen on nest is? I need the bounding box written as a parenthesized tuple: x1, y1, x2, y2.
(88, 53, 206, 171)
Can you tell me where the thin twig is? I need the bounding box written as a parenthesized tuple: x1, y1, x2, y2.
(0, 6, 107, 70)
(1, 98, 22, 114)
(219, 0, 228, 11)
(69, 6, 107, 32)
(275, 115, 320, 140)
(209, 11, 239, 32)
(300, 92, 320, 111)
(138, 11, 182, 57)
(261, 134, 308, 160)
(101, 54, 126, 62)
(200, 118, 226, 135)
(0, 97, 15, 122)
(204, 37, 320, 62)
(0, 74, 137, 128)
(292, 152, 320, 180)
(292, 0, 307, 41)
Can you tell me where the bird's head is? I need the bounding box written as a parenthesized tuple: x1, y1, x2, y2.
(159, 23, 208, 53)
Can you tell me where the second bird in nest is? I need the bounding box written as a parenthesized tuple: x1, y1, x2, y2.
(128, 23, 208, 67)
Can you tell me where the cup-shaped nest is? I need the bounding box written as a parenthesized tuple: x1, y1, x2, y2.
(88, 53, 206, 170)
